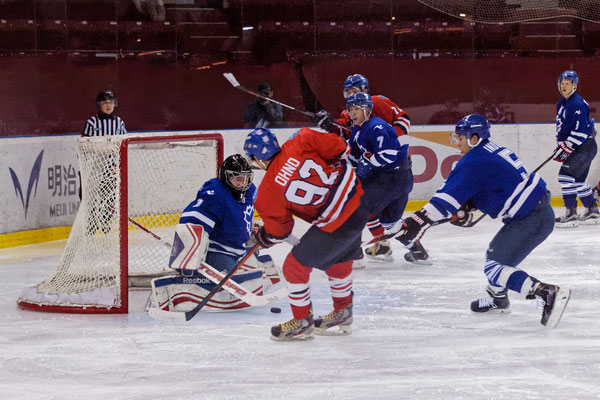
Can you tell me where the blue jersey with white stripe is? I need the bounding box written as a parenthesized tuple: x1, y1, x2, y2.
(426, 140, 547, 221)
(179, 178, 256, 258)
(348, 116, 408, 173)
(556, 92, 595, 148)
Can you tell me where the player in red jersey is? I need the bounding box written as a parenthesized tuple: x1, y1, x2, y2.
(313, 74, 414, 264)
(244, 127, 369, 341)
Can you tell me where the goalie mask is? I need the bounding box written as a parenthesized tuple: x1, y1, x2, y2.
(219, 154, 254, 202)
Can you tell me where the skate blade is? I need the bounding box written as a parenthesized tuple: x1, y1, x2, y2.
(404, 257, 433, 266)
(579, 218, 600, 225)
(471, 307, 511, 314)
(555, 221, 579, 228)
(270, 332, 315, 342)
(365, 254, 394, 262)
(545, 287, 571, 329)
(352, 261, 367, 270)
(315, 325, 352, 336)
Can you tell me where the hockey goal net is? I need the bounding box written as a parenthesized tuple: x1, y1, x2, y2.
(418, 0, 600, 23)
(18, 132, 223, 313)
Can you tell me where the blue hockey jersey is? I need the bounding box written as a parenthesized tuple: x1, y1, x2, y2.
(178, 178, 256, 258)
(348, 116, 409, 175)
(425, 140, 547, 221)
(556, 92, 595, 148)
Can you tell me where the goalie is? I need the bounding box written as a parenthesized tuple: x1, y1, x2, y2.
(151, 154, 281, 312)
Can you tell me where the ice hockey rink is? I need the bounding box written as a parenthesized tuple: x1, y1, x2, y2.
(1, 212, 599, 400)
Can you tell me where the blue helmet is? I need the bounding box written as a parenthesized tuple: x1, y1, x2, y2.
(558, 70, 578, 85)
(243, 128, 281, 162)
(452, 114, 491, 144)
(343, 74, 369, 98)
(346, 92, 373, 111)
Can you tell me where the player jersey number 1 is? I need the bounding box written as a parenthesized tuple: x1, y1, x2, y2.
(284, 159, 339, 206)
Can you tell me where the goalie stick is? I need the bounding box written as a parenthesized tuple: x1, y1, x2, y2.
(223, 72, 350, 132)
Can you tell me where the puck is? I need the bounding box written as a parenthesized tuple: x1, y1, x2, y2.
(270, 307, 282, 314)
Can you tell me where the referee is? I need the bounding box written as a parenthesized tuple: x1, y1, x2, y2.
(82, 90, 127, 137)
(80, 90, 128, 234)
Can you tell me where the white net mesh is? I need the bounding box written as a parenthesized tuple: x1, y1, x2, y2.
(18, 133, 221, 312)
(418, 0, 600, 23)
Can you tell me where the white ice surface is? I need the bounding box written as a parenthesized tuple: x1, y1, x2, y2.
(1, 211, 600, 400)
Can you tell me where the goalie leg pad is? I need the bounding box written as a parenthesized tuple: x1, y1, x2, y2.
(169, 224, 210, 273)
(151, 270, 264, 312)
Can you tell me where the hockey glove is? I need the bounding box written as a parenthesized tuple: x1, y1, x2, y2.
(356, 157, 374, 180)
(252, 226, 277, 249)
(396, 209, 433, 244)
(450, 200, 476, 227)
(312, 109, 335, 132)
(553, 141, 574, 163)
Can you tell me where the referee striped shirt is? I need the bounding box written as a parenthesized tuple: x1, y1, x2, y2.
(82, 114, 127, 137)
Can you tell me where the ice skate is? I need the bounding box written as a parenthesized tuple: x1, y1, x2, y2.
(527, 282, 571, 329)
(579, 206, 600, 225)
(271, 314, 314, 341)
(403, 240, 432, 265)
(555, 207, 579, 228)
(471, 286, 511, 313)
(364, 240, 393, 262)
(314, 305, 353, 336)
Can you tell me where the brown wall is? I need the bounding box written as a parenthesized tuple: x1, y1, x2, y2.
(1, 56, 600, 136)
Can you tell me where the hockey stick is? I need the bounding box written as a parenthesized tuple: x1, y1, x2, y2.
(149, 243, 262, 321)
(531, 153, 555, 174)
(223, 72, 350, 132)
(361, 217, 452, 248)
(362, 152, 557, 248)
(457, 153, 555, 228)
(128, 217, 173, 248)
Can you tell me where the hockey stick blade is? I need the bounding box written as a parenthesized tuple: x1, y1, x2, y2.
(361, 217, 453, 247)
(223, 72, 241, 88)
(222, 72, 349, 131)
(148, 306, 188, 322)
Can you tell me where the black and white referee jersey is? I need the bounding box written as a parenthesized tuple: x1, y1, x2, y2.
(82, 114, 127, 137)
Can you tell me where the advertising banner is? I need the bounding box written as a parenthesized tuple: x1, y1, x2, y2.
(0, 124, 571, 242)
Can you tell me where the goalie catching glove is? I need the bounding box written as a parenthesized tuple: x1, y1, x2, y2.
(396, 209, 433, 245)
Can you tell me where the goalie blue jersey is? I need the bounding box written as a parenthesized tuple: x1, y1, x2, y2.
(179, 178, 256, 258)
(427, 140, 547, 221)
(556, 92, 595, 147)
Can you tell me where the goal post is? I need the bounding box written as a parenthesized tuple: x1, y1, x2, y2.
(17, 132, 224, 314)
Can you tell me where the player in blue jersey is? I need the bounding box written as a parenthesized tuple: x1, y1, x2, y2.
(150, 154, 281, 313)
(553, 70, 599, 227)
(396, 114, 570, 328)
(314, 74, 413, 262)
(346, 92, 429, 264)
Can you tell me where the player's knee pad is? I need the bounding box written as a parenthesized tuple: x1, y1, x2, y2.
(325, 260, 353, 279)
(169, 224, 209, 273)
(282, 253, 311, 285)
